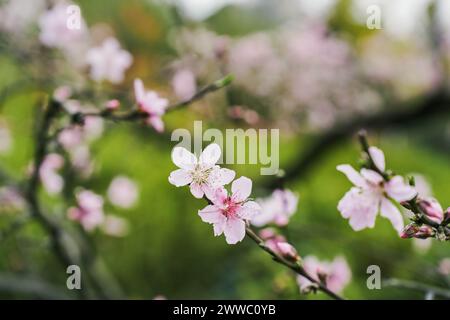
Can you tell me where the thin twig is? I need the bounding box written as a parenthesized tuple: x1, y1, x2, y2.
(383, 278, 450, 299)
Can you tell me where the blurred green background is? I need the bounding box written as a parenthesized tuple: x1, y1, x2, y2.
(0, 0, 449, 299)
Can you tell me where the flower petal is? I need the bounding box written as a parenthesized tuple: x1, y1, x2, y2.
(231, 176, 252, 202)
(338, 188, 379, 231)
(336, 165, 366, 188)
(239, 201, 261, 220)
(204, 186, 228, 206)
(385, 176, 417, 202)
(360, 169, 383, 185)
(368, 146, 385, 172)
(224, 217, 246, 244)
(198, 205, 223, 223)
(168, 169, 192, 187)
(148, 116, 164, 133)
(217, 168, 235, 185)
(199, 143, 221, 166)
(189, 182, 204, 198)
(134, 78, 145, 102)
(171, 147, 197, 170)
(380, 198, 404, 233)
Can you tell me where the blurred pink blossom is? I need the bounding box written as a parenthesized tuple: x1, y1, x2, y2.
(53, 86, 72, 103)
(171, 68, 197, 101)
(105, 99, 120, 110)
(259, 228, 299, 262)
(39, 2, 88, 50)
(134, 79, 169, 132)
(438, 258, 450, 276)
(86, 37, 133, 84)
(297, 256, 352, 294)
(169, 143, 235, 199)
(337, 147, 417, 233)
(101, 215, 129, 237)
(107, 176, 139, 209)
(0, 186, 25, 212)
(40, 153, 64, 195)
(199, 177, 260, 244)
(252, 189, 298, 227)
(0, 122, 12, 154)
(68, 190, 105, 231)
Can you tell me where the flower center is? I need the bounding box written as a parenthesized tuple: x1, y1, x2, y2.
(191, 165, 213, 185)
(221, 197, 240, 218)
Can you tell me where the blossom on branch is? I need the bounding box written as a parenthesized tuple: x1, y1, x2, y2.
(134, 79, 169, 132)
(168, 143, 235, 199)
(107, 176, 139, 209)
(40, 153, 65, 195)
(337, 147, 416, 233)
(199, 177, 260, 244)
(252, 189, 298, 227)
(86, 37, 133, 84)
(68, 189, 105, 231)
(297, 256, 351, 294)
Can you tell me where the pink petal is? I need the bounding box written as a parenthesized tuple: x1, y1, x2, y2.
(380, 198, 404, 233)
(148, 116, 164, 133)
(198, 205, 223, 223)
(134, 78, 145, 103)
(204, 186, 228, 206)
(368, 146, 385, 172)
(327, 257, 352, 293)
(231, 176, 252, 202)
(338, 188, 379, 231)
(238, 201, 260, 220)
(171, 147, 197, 170)
(360, 169, 383, 185)
(168, 169, 192, 187)
(190, 182, 204, 198)
(336, 165, 366, 188)
(385, 176, 417, 202)
(224, 217, 246, 244)
(199, 143, 221, 166)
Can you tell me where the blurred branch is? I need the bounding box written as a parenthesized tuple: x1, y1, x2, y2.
(245, 227, 344, 300)
(383, 278, 450, 299)
(0, 273, 72, 299)
(264, 89, 450, 189)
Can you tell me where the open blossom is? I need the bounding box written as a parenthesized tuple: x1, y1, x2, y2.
(86, 38, 133, 84)
(168, 143, 235, 199)
(252, 189, 298, 227)
(38, 2, 87, 50)
(199, 177, 260, 244)
(337, 146, 417, 233)
(297, 256, 351, 294)
(171, 68, 197, 101)
(134, 79, 169, 132)
(68, 190, 105, 231)
(107, 176, 139, 209)
(40, 153, 64, 195)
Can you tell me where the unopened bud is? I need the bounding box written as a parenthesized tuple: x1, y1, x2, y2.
(400, 224, 434, 239)
(418, 198, 444, 224)
(277, 242, 300, 263)
(400, 224, 418, 239)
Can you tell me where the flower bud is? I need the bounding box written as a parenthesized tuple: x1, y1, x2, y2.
(400, 224, 433, 239)
(418, 198, 444, 224)
(400, 224, 418, 239)
(277, 242, 300, 263)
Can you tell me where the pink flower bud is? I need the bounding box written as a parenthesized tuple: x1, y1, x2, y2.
(400, 224, 433, 239)
(418, 198, 444, 224)
(277, 242, 300, 262)
(105, 99, 120, 110)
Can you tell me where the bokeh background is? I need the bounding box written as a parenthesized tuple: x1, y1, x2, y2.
(0, 0, 449, 299)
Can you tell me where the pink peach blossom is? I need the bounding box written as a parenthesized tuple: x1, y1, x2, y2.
(101, 215, 129, 237)
(259, 228, 299, 262)
(86, 38, 133, 84)
(68, 190, 105, 231)
(337, 147, 417, 233)
(172, 68, 197, 101)
(40, 153, 64, 195)
(134, 79, 169, 132)
(107, 176, 139, 209)
(168, 143, 235, 199)
(252, 189, 298, 227)
(199, 177, 260, 244)
(417, 197, 444, 224)
(297, 256, 351, 294)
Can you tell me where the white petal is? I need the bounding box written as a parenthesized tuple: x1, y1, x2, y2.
(208, 167, 235, 188)
(190, 183, 204, 198)
(338, 188, 379, 231)
(380, 198, 404, 233)
(360, 169, 384, 185)
(198, 205, 223, 223)
(385, 176, 417, 202)
(224, 217, 246, 244)
(171, 147, 197, 170)
(217, 168, 235, 185)
(199, 143, 221, 166)
(369, 146, 385, 172)
(336, 165, 366, 188)
(231, 176, 252, 202)
(134, 78, 145, 102)
(168, 169, 192, 187)
(238, 201, 261, 220)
